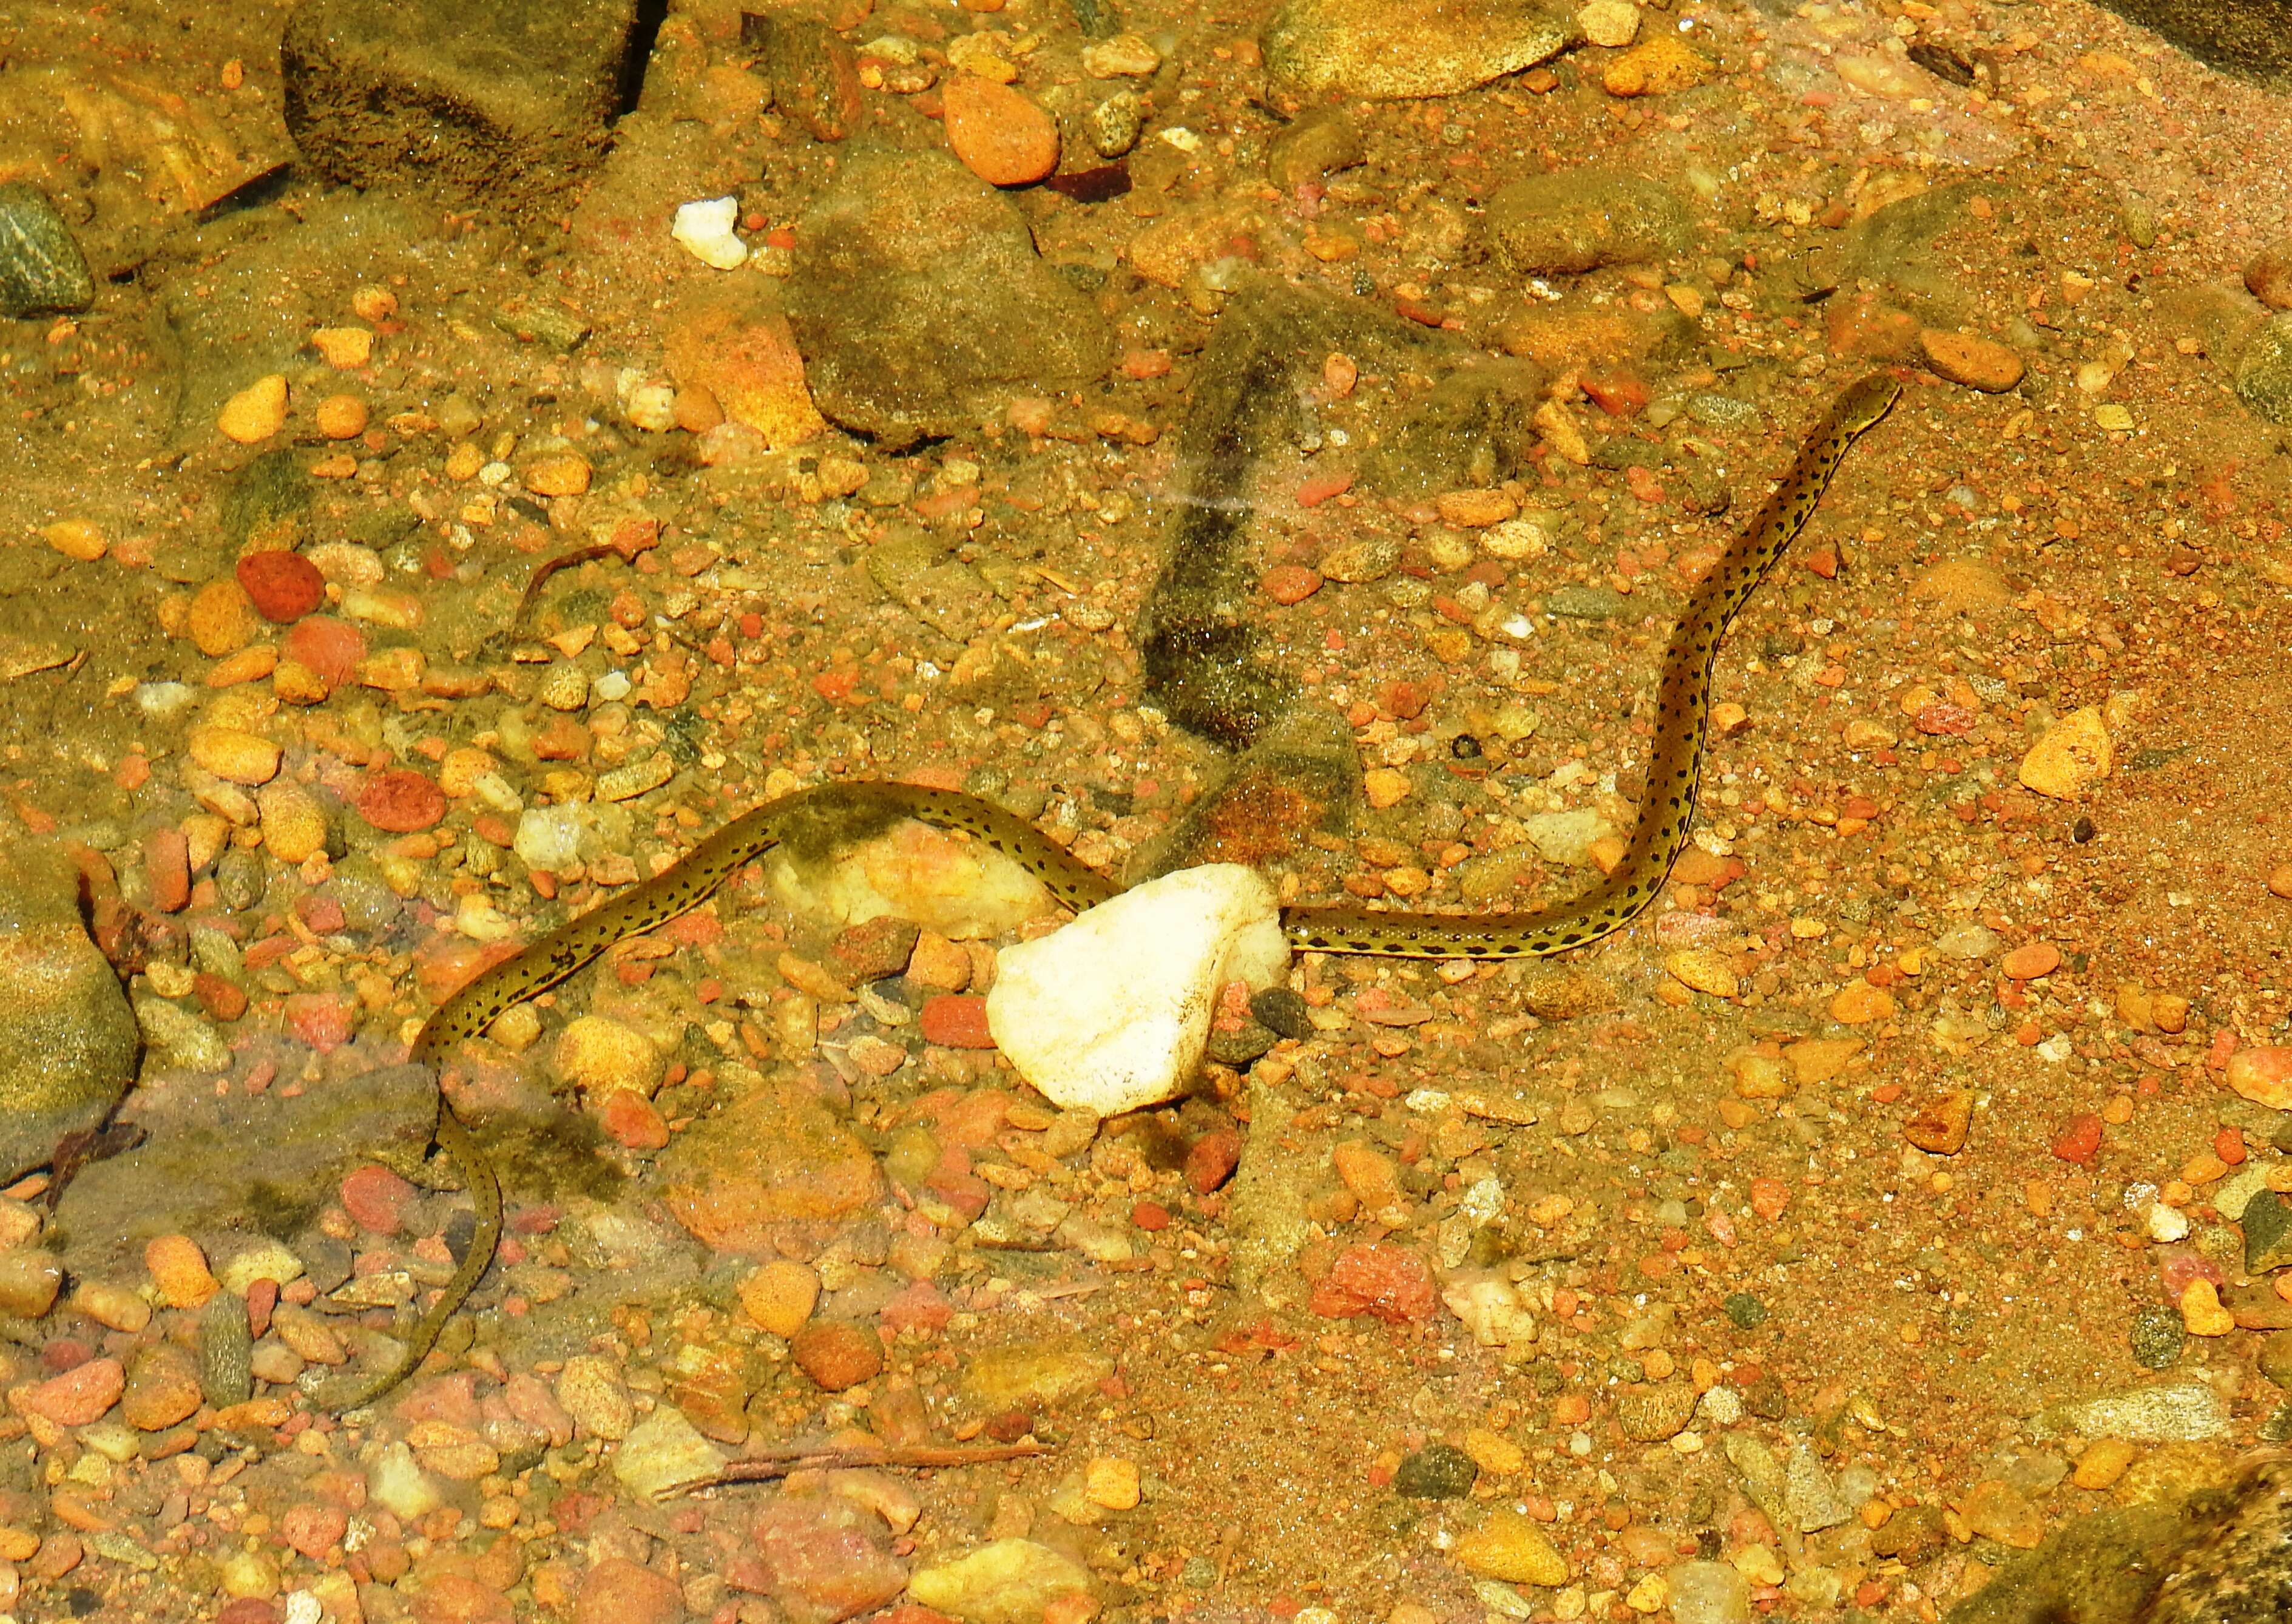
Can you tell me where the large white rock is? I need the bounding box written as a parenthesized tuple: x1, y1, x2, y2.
(986, 864, 1291, 1116)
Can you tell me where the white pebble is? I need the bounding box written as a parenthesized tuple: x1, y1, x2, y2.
(672, 196, 749, 270)
(2145, 1202, 2191, 1243)
(987, 864, 1290, 1116)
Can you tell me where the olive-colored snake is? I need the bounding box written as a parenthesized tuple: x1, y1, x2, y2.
(320, 371, 1901, 1409)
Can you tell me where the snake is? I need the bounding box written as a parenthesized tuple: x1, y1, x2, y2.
(320, 371, 1900, 1409)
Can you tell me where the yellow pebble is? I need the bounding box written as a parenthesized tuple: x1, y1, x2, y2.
(257, 782, 330, 864)
(1362, 767, 1412, 809)
(522, 452, 592, 497)
(1083, 1456, 1141, 1510)
(2179, 1278, 2234, 1336)
(39, 519, 106, 562)
(310, 326, 374, 370)
(2071, 1437, 2138, 1490)
(1664, 949, 1739, 999)
(186, 579, 260, 658)
(1828, 981, 1897, 1025)
(738, 1259, 820, 1338)
(218, 374, 289, 444)
(145, 1233, 219, 1308)
(187, 726, 283, 787)
(1463, 1427, 1524, 1475)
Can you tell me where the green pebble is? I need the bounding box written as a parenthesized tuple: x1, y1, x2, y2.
(1393, 1443, 1479, 1499)
(2128, 1307, 2186, 1370)
(1724, 1291, 1768, 1329)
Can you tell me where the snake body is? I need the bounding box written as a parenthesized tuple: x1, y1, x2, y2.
(326, 373, 1898, 1409)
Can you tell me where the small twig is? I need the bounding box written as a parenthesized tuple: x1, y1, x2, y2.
(512, 543, 623, 629)
(674, 1441, 1046, 1494)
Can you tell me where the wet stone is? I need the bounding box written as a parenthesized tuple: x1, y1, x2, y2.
(200, 1291, 255, 1411)
(2242, 1191, 2292, 1273)
(1394, 1443, 1479, 1498)
(785, 148, 1111, 448)
(282, 0, 646, 216)
(2234, 313, 2292, 426)
(1250, 986, 1314, 1041)
(2130, 1305, 2189, 1369)
(1544, 584, 1628, 620)
(0, 843, 139, 1184)
(1724, 1292, 1768, 1328)
(0, 183, 95, 317)
(1619, 1381, 1699, 1442)
(1486, 171, 1694, 276)
(1263, 0, 1569, 103)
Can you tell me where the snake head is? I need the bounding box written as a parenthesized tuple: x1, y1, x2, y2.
(1837, 372, 1905, 433)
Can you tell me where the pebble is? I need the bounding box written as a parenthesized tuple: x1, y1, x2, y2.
(15, 1357, 123, 1427)
(660, 1080, 882, 1253)
(2019, 707, 2115, 800)
(314, 394, 368, 439)
(256, 782, 330, 865)
(145, 1233, 218, 1307)
(2244, 1191, 2292, 1271)
(0, 181, 95, 316)
(356, 768, 445, 832)
(613, 1406, 730, 1503)
(553, 1015, 664, 1100)
(200, 1292, 253, 1409)
(942, 74, 1060, 187)
(122, 1344, 203, 1431)
(1577, 0, 1640, 47)
(907, 1539, 1094, 1624)
(310, 326, 373, 369)
(1084, 1456, 1141, 1510)
(1320, 535, 1400, 583)
(2180, 1279, 2236, 1336)
(1904, 1090, 1974, 1154)
(905, 932, 971, 991)
(1394, 1443, 1479, 1498)
(235, 552, 325, 622)
(1363, 767, 1411, 808)
(575, 1557, 686, 1624)
(1081, 33, 1161, 77)
(188, 725, 281, 787)
(828, 918, 921, 983)
(556, 1355, 635, 1441)
(1311, 1242, 1435, 1323)
(2227, 1046, 2292, 1110)
(2129, 1307, 2187, 1370)
(739, 1259, 820, 1338)
(0, 1251, 59, 1317)
(218, 374, 289, 443)
(522, 452, 592, 497)
(920, 993, 995, 1048)
(1603, 35, 1714, 95)
(791, 1319, 883, 1391)
(40, 520, 105, 563)
(2248, 238, 2292, 311)
(1453, 1507, 1569, 1585)
(1260, 564, 1324, 604)
(986, 864, 1288, 1116)
(672, 196, 748, 270)
(1919, 328, 2026, 392)
(1667, 1561, 1751, 1624)
(339, 1165, 416, 1234)
(2032, 1378, 2229, 1442)
(1261, 0, 1568, 101)
(367, 1443, 445, 1521)
(961, 1341, 1115, 1410)
(1960, 1479, 2044, 1549)
(1435, 489, 1518, 527)
(187, 578, 261, 657)
(2001, 941, 2061, 979)
(1663, 949, 1738, 1000)
(1089, 89, 1147, 158)
(2236, 316, 2292, 425)
(1618, 1380, 1697, 1441)
(70, 1280, 148, 1333)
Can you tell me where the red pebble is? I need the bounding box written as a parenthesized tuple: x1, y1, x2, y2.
(192, 972, 248, 1021)
(357, 768, 446, 832)
(919, 994, 995, 1049)
(789, 1320, 884, 1392)
(283, 615, 365, 684)
(1260, 564, 1324, 604)
(279, 1501, 349, 1561)
(1185, 1126, 1242, 1194)
(294, 892, 348, 933)
(597, 1090, 670, 1151)
(341, 1164, 417, 1234)
(217, 1602, 283, 1624)
(283, 992, 356, 1052)
(1296, 469, 1354, 507)
(2216, 1126, 2248, 1166)
(575, 1558, 684, 1624)
(1310, 1242, 1436, 1324)
(2158, 1247, 2224, 1300)
(235, 550, 325, 623)
(144, 828, 191, 913)
(246, 1277, 278, 1339)
(1132, 1200, 1172, 1231)
(2050, 1111, 2104, 1165)
(18, 1357, 123, 1426)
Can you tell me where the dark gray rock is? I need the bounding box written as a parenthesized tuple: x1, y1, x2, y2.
(2235, 314, 2292, 427)
(783, 148, 1112, 448)
(282, 0, 644, 213)
(1485, 171, 1694, 277)
(0, 844, 137, 1184)
(2242, 1189, 2292, 1273)
(0, 184, 95, 319)
(48, 1054, 438, 1282)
